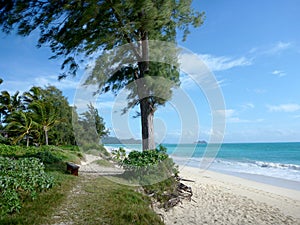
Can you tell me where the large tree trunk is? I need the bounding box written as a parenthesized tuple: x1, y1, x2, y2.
(140, 98, 155, 150)
(137, 30, 155, 150)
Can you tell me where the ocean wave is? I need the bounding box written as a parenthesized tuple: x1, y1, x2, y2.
(254, 161, 300, 171)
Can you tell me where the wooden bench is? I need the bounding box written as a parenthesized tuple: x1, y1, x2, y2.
(66, 162, 80, 176)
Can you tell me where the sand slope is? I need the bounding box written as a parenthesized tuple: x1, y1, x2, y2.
(155, 166, 300, 225)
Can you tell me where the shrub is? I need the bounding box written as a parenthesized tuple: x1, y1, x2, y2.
(121, 145, 178, 185)
(0, 157, 54, 216)
(81, 143, 110, 157)
(120, 145, 185, 210)
(111, 147, 126, 162)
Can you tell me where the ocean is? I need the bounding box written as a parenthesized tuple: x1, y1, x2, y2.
(104, 142, 300, 190)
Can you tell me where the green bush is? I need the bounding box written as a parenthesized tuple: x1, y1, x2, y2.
(120, 145, 182, 209)
(111, 147, 126, 162)
(0, 157, 54, 216)
(122, 145, 178, 185)
(81, 143, 110, 157)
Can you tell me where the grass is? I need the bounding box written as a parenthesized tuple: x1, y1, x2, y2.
(95, 159, 115, 167)
(0, 171, 78, 225)
(51, 176, 164, 224)
(0, 145, 164, 224)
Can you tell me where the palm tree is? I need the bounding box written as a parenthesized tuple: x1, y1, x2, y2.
(0, 91, 23, 124)
(5, 111, 38, 147)
(22, 86, 43, 106)
(29, 100, 59, 145)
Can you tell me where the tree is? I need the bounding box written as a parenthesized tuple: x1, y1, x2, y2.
(23, 85, 76, 145)
(0, 0, 204, 150)
(29, 100, 59, 145)
(5, 110, 38, 146)
(0, 90, 23, 124)
(76, 103, 109, 146)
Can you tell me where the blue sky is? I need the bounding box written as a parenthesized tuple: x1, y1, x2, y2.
(1, 0, 300, 143)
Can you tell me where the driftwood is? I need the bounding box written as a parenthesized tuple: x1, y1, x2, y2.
(178, 177, 195, 182)
(161, 178, 193, 211)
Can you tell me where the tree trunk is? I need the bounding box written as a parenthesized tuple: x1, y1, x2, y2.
(44, 126, 49, 145)
(137, 30, 155, 150)
(26, 136, 29, 147)
(140, 98, 155, 150)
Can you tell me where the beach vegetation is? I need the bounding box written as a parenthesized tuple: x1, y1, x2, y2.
(0, 157, 54, 216)
(111, 147, 127, 162)
(119, 145, 191, 210)
(0, 0, 204, 151)
(0, 144, 163, 224)
(0, 84, 108, 148)
(95, 159, 115, 167)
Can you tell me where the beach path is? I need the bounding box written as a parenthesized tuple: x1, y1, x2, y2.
(50, 154, 124, 225)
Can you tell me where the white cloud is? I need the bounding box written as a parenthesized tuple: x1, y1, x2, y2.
(215, 108, 263, 124)
(267, 104, 300, 112)
(272, 70, 286, 77)
(215, 109, 236, 118)
(242, 103, 255, 110)
(248, 41, 293, 58)
(198, 54, 252, 71)
(267, 42, 292, 54)
(2, 75, 80, 94)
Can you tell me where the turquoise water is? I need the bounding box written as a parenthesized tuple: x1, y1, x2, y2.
(105, 142, 300, 184)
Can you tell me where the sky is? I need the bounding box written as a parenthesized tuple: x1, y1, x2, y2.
(1, 0, 300, 143)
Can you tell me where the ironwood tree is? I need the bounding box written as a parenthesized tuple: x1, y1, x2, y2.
(0, 0, 204, 150)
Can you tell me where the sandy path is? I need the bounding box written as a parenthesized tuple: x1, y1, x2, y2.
(79, 154, 124, 175)
(51, 154, 123, 225)
(155, 166, 300, 225)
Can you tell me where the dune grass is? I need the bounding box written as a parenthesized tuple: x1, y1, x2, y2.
(95, 159, 115, 167)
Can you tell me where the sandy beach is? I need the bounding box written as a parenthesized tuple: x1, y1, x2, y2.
(154, 166, 300, 225)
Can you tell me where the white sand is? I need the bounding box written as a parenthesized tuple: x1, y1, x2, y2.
(78, 154, 124, 175)
(155, 166, 300, 225)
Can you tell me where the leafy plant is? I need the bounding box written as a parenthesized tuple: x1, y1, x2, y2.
(111, 147, 127, 162)
(0, 157, 54, 216)
(81, 143, 110, 158)
(122, 145, 178, 185)
(120, 145, 185, 210)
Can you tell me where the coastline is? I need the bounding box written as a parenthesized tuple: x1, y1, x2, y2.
(154, 166, 300, 225)
(210, 169, 300, 191)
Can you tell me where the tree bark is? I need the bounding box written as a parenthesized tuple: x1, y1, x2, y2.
(26, 136, 29, 147)
(140, 98, 155, 150)
(44, 126, 49, 145)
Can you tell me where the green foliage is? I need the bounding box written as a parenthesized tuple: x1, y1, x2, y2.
(0, 84, 109, 147)
(0, 144, 41, 157)
(111, 147, 127, 162)
(0, 1, 204, 150)
(0, 0, 204, 77)
(95, 159, 114, 168)
(74, 103, 109, 146)
(0, 85, 78, 146)
(0, 157, 54, 216)
(81, 143, 110, 158)
(120, 145, 182, 209)
(0, 144, 83, 167)
(4, 110, 39, 147)
(122, 145, 178, 185)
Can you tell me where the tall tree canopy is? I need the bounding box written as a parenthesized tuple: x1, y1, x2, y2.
(0, 0, 204, 150)
(0, 84, 108, 146)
